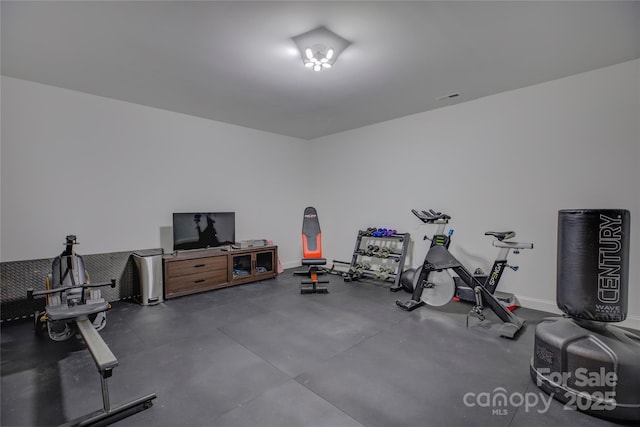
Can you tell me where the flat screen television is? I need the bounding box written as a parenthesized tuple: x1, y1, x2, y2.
(172, 212, 235, 251)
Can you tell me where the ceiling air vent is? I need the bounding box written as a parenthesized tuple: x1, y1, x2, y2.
(436, 92, 460, 101)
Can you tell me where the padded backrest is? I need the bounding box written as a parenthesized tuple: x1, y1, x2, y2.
(51, 253, 88, 288)
(302, 207, 322, 259)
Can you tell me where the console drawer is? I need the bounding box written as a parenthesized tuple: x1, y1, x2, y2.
(166, 256, 226, 278)
(165, 269, 228, 293)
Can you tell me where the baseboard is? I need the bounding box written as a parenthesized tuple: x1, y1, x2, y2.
(516, 296, 562, 316)
(281, 260, 301, 270)
(517, 296, 640, 331)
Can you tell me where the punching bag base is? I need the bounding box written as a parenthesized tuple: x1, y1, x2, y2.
(530, 317, 640, 422)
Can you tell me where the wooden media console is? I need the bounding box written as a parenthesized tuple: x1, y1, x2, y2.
(163, 246, 278, 299)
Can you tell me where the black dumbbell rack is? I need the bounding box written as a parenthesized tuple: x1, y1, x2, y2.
(345, 229, 410, 290)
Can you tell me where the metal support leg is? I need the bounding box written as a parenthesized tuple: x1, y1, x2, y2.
(58, 317, 157, 426)
(100, 372, 111, 413)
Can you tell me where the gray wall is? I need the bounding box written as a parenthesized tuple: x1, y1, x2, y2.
(309, 59, 640, 328)
(1, 76, 308, 268)
(2, 59, 639, 328)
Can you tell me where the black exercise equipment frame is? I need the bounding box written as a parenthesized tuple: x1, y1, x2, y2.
(396, 210, 531, 339)
(344, 229, 411, 288)
(27, 235, 157, 426)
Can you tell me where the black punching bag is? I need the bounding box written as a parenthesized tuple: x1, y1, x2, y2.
(557, 209, 630, 322)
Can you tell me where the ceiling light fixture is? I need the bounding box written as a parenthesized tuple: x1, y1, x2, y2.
(292, 26, 351, 72)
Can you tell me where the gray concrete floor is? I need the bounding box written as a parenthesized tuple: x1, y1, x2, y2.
(1, 270, 631, 426)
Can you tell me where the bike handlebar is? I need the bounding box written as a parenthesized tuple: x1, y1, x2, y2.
(411, 209, 451, 223)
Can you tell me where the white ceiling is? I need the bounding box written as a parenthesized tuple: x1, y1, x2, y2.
(2, 1, 639, 140)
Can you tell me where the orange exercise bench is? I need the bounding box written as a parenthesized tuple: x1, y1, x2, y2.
(294, 207, 329, 294)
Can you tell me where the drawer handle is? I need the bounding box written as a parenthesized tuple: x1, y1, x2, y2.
(194, 264, 206, 268)
(194, 279, 205, 284)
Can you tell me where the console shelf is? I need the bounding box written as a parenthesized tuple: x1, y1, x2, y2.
(163, 246, 277, 299)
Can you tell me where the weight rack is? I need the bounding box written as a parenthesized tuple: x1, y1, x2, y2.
(345, 229, 410, 290)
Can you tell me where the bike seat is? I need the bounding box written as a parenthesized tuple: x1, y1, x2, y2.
(485, 231, 515, 241)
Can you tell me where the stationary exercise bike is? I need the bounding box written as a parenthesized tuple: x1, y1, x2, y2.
(396, 210, 533, 339)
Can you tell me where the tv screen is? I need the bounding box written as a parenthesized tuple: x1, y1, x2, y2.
(173, 212, 235, 251)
